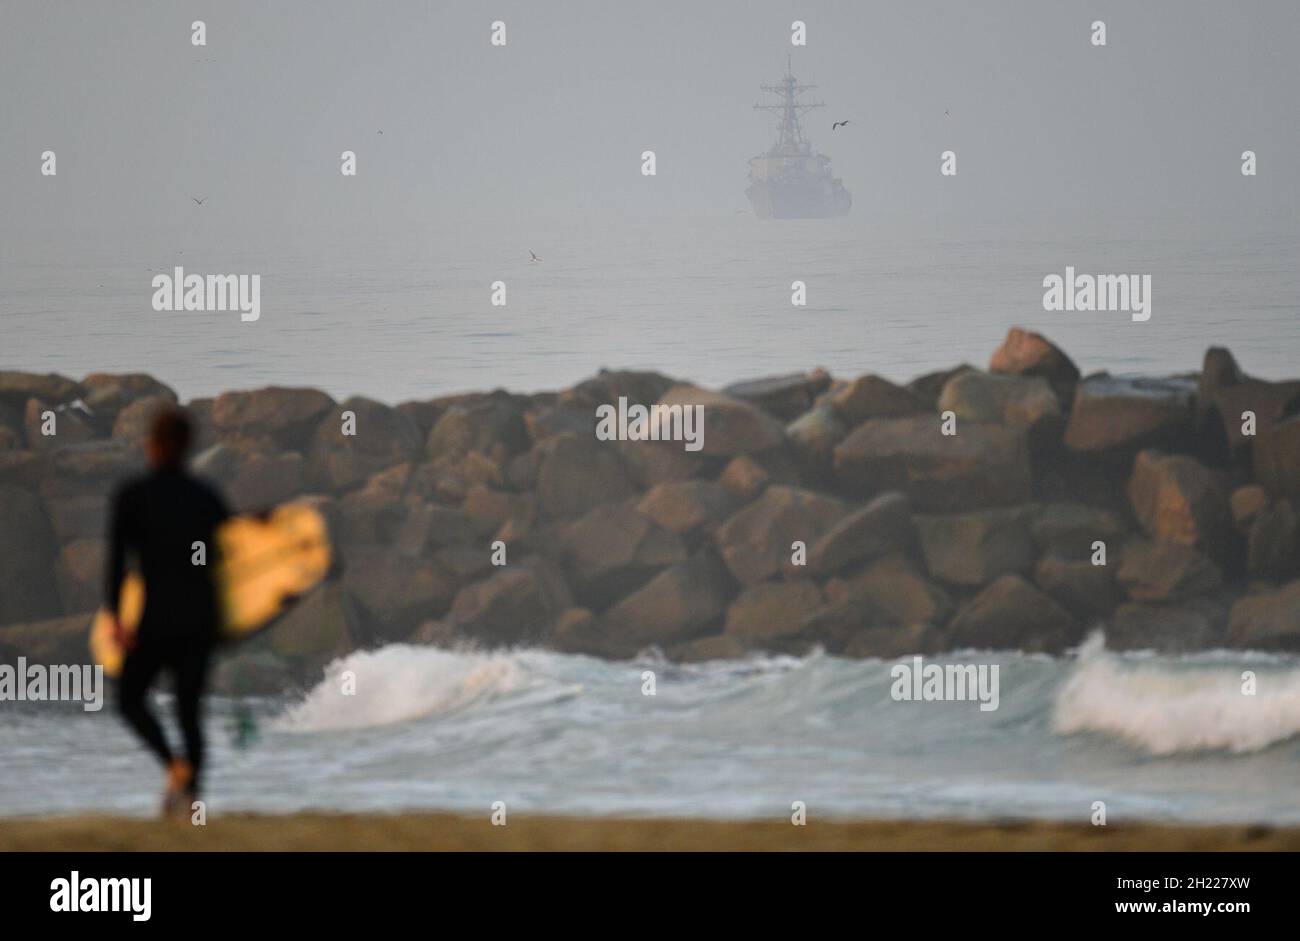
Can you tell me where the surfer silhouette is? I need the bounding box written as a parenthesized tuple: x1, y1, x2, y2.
(106, 407, 230, 815)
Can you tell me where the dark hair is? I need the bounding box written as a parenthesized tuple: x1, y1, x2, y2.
(148, 407, 193, 466)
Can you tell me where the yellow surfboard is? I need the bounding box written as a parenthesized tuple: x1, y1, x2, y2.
(90, 502, 332, 678)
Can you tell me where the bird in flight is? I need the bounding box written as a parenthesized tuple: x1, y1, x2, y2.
(191, 196, 207, 206)
(832, 120, 850, 130)
(945, 109, 950, 117)
(529, 251, 541, 263)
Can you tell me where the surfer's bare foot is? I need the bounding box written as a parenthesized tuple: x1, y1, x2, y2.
(161, 759, 194, 819)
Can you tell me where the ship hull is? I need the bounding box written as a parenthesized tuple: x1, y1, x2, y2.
(746, 179, 851, 219)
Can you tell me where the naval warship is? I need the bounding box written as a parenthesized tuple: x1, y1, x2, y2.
(746, 61, 851, 219)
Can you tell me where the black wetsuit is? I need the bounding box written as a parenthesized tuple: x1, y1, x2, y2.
(107, 467, 230, 795)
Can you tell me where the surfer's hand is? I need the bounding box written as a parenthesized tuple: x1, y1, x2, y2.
(111, 617, 135, 652)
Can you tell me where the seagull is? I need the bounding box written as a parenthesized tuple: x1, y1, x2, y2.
(529, 251, 541, 263)
(377, 130, 384, 135)
(191, 196, 206, 206)
(945, 109, 950, 117)
(832, 120, 850, 130)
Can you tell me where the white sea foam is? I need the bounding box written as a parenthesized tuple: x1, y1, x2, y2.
(1053, 633, 1300, 754)
(275, 645, 531, 732)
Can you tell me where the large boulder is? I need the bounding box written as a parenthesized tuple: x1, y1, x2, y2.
(722, 370, 831, 421)
(1246, 499, 1298, 579)
(433, 561, 571, 647)
(24, 399, 98, 449)
(1196, 347, 1300, 458)
(342, 547, 458, 641)
(0, 487, 61, 625)
(833, 416, 1032, 511)
(1226, 580, 1300, 650)
(636, 479, 739, 535)
(1126, 450, 1232, 557)
(110, 394, 176, 447)
(559, 369, 678, 412)
(1033, 552, 1119, 621)
(261, 581, 355, 663)
(906, 364, 976, 410)
(653, 384, 785, 457)
(1230, 484, 1269, 533)
(827, 374, 928, 426)
(0, 372, 83, 407)
(714, 485, 845, 585)
(807, 491, 915, 577)
(946, 574, 1075, 652)
(535, 432, 639, 518)
(424, 393, 530, 464)
(1116, 539, 1222, 602)
(785, 405, 849, 467)
(937, 370, 1062, 437)
(1255, 415, 1300, 499)
(55, 537, 104, 614)
(1064, 374, 1197, 454)
(558, 499, 686, 608)
(307, 397, 422, 492)
(0, 613, 89, 666)
(45, 494, 108, 543)
(211, 387, 335, 450)
(988, 328, 1080, 405)
(81, 373, 177, 425)
(38, 443, 142, 499)
(916, 506, 1036, 587)
(824, 552, 953, 626)
(1105, 598, 1230, 653)
(225, 450, 306, 512)
(601, 549, 736, 650)
(1029, 503, 1131, 558)
(722, 580, 824, 649)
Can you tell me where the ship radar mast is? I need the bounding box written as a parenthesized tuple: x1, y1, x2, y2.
(753, 55, 825, 154)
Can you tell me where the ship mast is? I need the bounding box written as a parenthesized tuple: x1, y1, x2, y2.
(754, 54, 824, 153)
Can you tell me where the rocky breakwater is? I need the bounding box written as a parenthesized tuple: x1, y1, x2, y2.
(2, 328, 1299, 693)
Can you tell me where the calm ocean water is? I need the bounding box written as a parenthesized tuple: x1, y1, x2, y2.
(3, 640, 1299, 822)
(3, 214, 1296, 403)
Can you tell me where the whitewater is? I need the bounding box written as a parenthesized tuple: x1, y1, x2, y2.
(3, 636, 1298, 822)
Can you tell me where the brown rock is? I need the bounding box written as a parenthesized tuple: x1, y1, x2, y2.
(825, 553, 953, 625)
(558, 499, 686, 608)
(807, 491, 915, 577)
(535, 432, 638, 519)
(602, 549, 736, 649)
(81, 373, 177, 423)
(718, 454, 769, 500)
(654, 384, 785, 456)
(342, 548, 458, 640)
(425, 393, 530, 463)
(616, 438, 710, 488)
(1029, 503, 1131, 558)
(110, 395, 176, 446)
(1106, 597, 1229, 653)
(714, 485, 845, 585)
(0, 487, 61, 625)
(24, 399, 98, 449)
(55, 537, 104, 614)
(0, 613, 89, 666)
(636, 479, 739, 535)
(45, 494, 108, 542)
(906, 364, 976, 410)
(988, 328, 1080, 404)
(1116, 539, 1222, 602)
(785, 405, 849, 466)
(829, 374, 928, 426)
(263, 582, 355, 663)
(666, 632, 750, 663)
(0, 372, 83, 407)
(937, 370, 1062, 433)
(1226, 580, 1300, 650)
(212, 387, 335, 450)
(833, 416, 1032, 511)
(1231, 485, 1269, 533)
(226, 451, 305, 512)
(722, 370, 831, 421)
(947, 574, 1075, 652)
(38, 443, 142, 499)
(1126, 450, 1232, 555)
(1255, 415, 1300, 499)
(916, 506, 1035, 587)
(560, 369, 678, 411)
(1033, 552, 1119, 620)
(307, 397, 421, 492)
(438, 562, 570, 647)
(723, 580, 824, 647)
(1064, 374, 1197, 454)
(1247, 499, 1298, 579)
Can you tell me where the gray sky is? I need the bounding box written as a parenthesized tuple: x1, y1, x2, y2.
(3, 0, 1297, 239)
